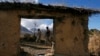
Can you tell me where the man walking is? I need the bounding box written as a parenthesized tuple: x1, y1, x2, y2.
(45, 27, 51, 45)
(36, 29, 41, 43)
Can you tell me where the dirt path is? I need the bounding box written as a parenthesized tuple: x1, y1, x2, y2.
(20, 43, 52, 56)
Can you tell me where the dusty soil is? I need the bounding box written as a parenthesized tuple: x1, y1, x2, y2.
(20, 42, 52, 56)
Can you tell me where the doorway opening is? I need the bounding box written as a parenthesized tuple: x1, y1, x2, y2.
(88, 14, 100, 56)
(20, 18, 54, 56)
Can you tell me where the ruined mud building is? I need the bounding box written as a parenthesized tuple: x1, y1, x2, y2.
(0, 2, 100, 56)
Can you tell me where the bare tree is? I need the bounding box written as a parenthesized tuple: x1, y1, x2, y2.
(32, 21, 39, 33)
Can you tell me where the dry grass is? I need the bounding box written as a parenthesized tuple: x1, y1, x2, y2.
(88, 30, 100, 55)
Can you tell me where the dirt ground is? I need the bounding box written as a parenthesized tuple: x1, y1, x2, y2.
(20, 42, 53, 56)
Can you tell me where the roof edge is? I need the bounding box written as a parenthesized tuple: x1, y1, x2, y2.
(0, 2, 100, 14)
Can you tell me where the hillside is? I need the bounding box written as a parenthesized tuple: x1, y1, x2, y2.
(21, 25, 32, 34)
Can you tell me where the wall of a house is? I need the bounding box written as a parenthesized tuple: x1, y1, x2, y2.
(0, 11, 20, 56)
(55, 14, 89, 56)
(0, 10, 89, 56)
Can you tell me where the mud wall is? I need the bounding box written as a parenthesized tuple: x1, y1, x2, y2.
(0, 10, 89, 56)
(55, 14, 89, 56)
(0, 11, 20, 56)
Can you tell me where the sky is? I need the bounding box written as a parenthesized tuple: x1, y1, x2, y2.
(89, 14, 100, 30)
(21, 18, 53, 30)
(19, 0, 100, 30)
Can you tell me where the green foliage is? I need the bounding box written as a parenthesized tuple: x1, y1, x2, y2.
(20, 33, 36, 42)
(89, 29, 100, 35)
(24, 33, 31, 38)
(90, 29, 100, 32)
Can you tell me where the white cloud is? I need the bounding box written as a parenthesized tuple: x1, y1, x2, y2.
(38, 24, 47, 30)
(35, 0, 38, 3)
(49, 23, 53, 29)
(0, 0, 12, 2)
(21, 19, 41, 30)
(0, 0, 39, 3)
(38, 23, 53, 30)
(20, 0, 38, 3)
(21, 18, 53, 30)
